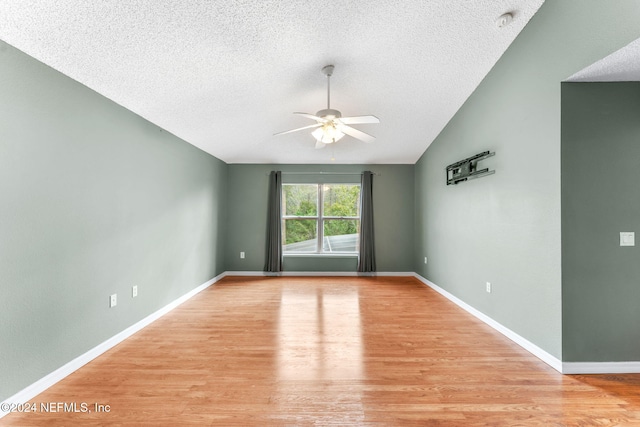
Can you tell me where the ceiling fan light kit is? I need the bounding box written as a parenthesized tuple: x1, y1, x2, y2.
(274, 65, 379, 148)
(312, 123, 344, 145)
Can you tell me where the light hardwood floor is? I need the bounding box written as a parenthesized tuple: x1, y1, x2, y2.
(2, 276, 640, 426)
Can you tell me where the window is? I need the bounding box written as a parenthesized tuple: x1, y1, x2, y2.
(282, 183, 361, 254)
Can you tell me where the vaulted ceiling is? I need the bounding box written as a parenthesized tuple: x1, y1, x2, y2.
(0, 0, 545, 164)
(567, 37, 640, 82)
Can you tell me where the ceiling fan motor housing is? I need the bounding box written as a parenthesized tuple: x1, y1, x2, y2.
(316, 108, 342, 119)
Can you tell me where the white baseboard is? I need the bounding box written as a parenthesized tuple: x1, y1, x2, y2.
(224, 270, 269, 276)
(413, 274, 564, 373)
(413, 274, 640, 375)
(1, 269, 414, 417)
(0, 272, 227, 420)
(225, 271, 415, 277)
(4, 270, 638, 418)
(369, 271, 415, 277)
(562, 362, 640, 374)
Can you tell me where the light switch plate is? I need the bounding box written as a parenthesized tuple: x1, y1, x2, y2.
(620, 232, 635, 246)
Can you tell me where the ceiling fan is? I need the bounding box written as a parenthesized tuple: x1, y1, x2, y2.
(274, 65, 380, 149)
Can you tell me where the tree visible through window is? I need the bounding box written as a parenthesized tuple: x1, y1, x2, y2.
(282, 183, 360, 253)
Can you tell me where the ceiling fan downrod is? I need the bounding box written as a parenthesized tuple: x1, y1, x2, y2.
(323, 64, 334, 109)
(318, 65, 340, 119)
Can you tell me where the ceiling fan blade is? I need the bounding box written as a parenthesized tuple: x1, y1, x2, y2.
(340, 125, 376, 143)
(294, 112, 327, 122)
(315, 140, 327, 149)
(339, 115, 380, 125)
(273, 122, 322, 136)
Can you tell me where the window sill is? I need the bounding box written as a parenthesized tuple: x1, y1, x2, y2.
(283, 253, 359, 258)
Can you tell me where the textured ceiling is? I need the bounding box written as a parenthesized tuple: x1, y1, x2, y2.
(567, 37, 640, 82)
(0, 0, 544, 164)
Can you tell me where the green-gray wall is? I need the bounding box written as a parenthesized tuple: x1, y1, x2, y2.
(562, 82, 640, 362)
(226, 164, 414, 272)
(414, 0, 640, 360)
(0, 41, 228, 401)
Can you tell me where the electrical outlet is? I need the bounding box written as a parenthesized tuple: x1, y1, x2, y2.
(486, 282, 492, 293)
(110, 294, 117, 308)
(240, 251, 245, 259)
(132, 286, 138, 298)
(424, 256, 428, 264)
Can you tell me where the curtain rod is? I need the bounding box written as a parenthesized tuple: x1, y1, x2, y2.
(266, 171, 380, 176)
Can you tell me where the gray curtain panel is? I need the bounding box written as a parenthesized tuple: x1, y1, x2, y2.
(358, 171, 376, 272)
(265, 171, 283, 272)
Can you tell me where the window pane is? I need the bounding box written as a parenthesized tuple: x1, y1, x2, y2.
(283, 219, 318, 252)
(323, 184, 360, 217)
(283, 184, 317, 216)
(323, 219, 359, 252)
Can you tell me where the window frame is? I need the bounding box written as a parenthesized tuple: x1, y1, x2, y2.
(282, 183, 361, 255)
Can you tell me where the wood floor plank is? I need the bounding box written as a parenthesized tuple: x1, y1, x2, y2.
(2, 276, 639, 426)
